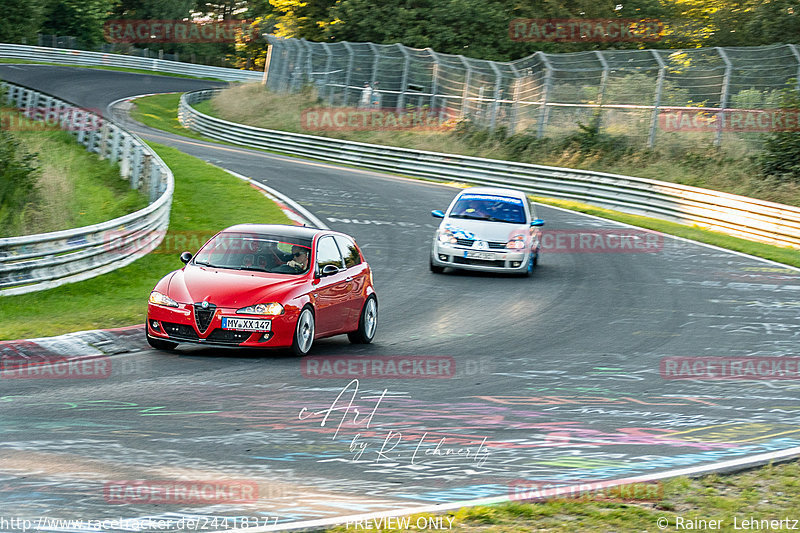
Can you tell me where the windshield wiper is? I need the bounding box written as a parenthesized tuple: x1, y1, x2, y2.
(450, 214, 490, 220)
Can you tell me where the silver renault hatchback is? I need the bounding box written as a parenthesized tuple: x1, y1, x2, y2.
(430, 187, 545, 276)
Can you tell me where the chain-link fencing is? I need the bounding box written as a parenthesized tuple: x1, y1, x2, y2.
(264, 36, 800, 152)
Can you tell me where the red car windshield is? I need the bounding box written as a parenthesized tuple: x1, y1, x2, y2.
(192, 232, 313, 274)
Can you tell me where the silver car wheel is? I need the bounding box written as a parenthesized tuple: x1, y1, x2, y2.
(296, 308, 315, 354)
(363, 297, 378, 340)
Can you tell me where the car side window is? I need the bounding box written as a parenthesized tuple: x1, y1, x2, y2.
(316, 236, 345, 271)
(334, 235, 362, 269)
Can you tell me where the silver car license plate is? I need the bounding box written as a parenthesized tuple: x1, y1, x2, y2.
(465, 251, 495, 261)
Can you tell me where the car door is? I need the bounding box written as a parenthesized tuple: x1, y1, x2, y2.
(334, 235, 368, 328)
(312, 235, 350, 335)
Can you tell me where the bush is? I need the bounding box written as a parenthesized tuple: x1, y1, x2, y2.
(0, 126, 41, 234)
(759, 86, 800, 183)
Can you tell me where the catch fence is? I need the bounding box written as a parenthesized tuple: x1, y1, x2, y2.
(264, 37, 800, 150)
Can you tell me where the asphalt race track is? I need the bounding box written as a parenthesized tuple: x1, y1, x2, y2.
(1, 65, 800, 530)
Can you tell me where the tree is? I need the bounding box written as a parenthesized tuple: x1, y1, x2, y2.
(0, 0, 46, 44)
(41, 0, 119, 47)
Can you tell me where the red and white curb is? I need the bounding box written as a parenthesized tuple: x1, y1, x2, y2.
(0, 324, 149, 365)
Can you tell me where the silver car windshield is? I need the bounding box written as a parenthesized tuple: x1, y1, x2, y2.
(449, 194, 527, 224)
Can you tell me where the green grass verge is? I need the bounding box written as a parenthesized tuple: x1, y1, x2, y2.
(132, 93, 800, 269)
(326, 461, 800, 531)
(532, 197, 800, 268)
(0, 141, 290, 339)
(1, 113, 147, 237)
(0, 57, 230, 81)
(130, 93, 213, 141)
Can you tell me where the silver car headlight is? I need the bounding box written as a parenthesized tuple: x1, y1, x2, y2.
(437, 229, 457, 244)
(506, 236, 526, 249)
(236, 303, 285, 315)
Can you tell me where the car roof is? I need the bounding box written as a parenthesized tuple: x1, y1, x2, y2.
(222, 224, 327, 239)
(456, 187, 529, 201)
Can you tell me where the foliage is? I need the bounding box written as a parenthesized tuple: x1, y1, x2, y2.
(0, 0, 46, 44)
(0, 127, 41, 235)
(759, 86, 800, 183)
(41, 0, 119, 47)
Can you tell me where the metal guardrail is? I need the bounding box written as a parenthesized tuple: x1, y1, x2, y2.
(0, 43, 262, 82)
(180, 88, 800, 249)
(0, 82, 174, 296)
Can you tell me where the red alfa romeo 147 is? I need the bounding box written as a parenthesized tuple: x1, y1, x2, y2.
(145, 224, 377, 355)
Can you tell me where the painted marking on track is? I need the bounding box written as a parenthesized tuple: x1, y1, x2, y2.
(667, 423, 800, 443)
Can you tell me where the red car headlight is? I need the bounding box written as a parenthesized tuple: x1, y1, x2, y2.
(149, 291, 179, 308)
(236, 303, 285, 315)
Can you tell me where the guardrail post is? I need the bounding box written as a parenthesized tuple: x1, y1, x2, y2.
(396, 43, 411, 111)
(76, 110, 88, 144)
(149, 160, 161, 202)
(119, 133, 132, 179)
(537, 52, 553, 139)
(716, 47, 732, 147)
(141, 152, 153, 199)
(648, 50, 666, 148)
(86, 114, 100, 153)
(99, 122, 110, 159)
(458, 55, 472, 119)
(131, 145, 143, 189)
(110, 125, 121, 163)
(342, 42, 354, 106)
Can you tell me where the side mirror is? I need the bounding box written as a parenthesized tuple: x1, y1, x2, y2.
(531, 219, 545, 227)
(320, 264, 340, 277)
(431, 210, 445, 218)
(180, 251, 192, 264)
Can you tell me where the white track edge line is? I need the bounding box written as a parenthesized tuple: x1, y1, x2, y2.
(213, 166, 328, 230)
(210, 445, 800, 532)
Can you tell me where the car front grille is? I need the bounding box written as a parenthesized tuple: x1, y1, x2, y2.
(452, 256, 507, 268)
(162, 322, 199, 341)
(206, 329, 252, 345)
(194, 303, 216, 333)
(455, 238, 507, 249)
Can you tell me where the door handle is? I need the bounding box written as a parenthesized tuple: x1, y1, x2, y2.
(345, 277, 353, 282)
